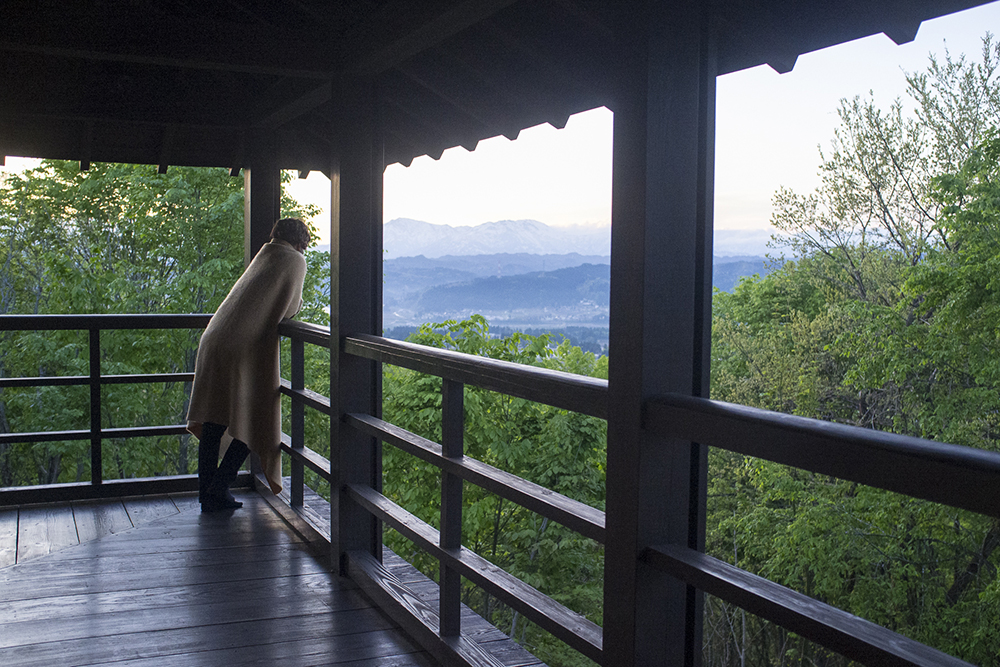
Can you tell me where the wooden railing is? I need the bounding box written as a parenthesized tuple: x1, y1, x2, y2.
(277, 319, 1000, 667)
(3, 314, 999, 666)
(277, 319, 606, 663)
(0, 314, 213, 504)
(643, 395, 1000, 667)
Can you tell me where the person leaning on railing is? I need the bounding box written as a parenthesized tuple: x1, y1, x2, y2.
(186, 218, 309, 512)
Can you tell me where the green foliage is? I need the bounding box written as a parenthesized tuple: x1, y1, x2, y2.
(381, 315, 606, 667)
(0, 161, 324, 485)
(710, 40, 1000, 661)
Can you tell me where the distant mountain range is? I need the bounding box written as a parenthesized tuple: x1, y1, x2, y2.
(315, 219, 778, 328)
(383, 218, 775, 259)
(383, 253, 774, 327)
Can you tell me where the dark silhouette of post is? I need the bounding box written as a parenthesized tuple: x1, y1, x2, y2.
(330, 76, 384, 574)
(604, 2, 715, 664)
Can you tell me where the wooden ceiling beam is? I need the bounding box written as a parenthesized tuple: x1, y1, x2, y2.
(347, 0, 521, 75)
(254, 82, 333, 129)
(394, 63, 501, 138)
(0, 41, 331, 80)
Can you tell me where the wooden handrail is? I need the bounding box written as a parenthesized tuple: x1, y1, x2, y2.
(345, 333, 608, 419)
(276, 322, 609, 419)
(644, 544, 973, 667)
(347, 482, 604, 663)
(0, 313, 210, 501)
(346, 412, 606, 543)
(0, 313, 213, 330)
(645, 393, 1000, 518)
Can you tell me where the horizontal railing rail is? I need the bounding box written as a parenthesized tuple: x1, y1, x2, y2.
(5, 315, 989, 665)
(0, 313, 213, 503)
(645, 393, 1000, 518)
(345, 332, 609, 419)
(642, 544, 969, 667)
(277, 319, 607, 661)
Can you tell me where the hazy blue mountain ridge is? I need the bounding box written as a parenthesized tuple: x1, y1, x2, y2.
(383, 217, 774, 259)
(384, 218, 612, 258)
(327, 218, 777, 327)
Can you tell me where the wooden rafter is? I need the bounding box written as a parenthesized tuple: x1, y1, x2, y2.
(344, 0, 523, 75)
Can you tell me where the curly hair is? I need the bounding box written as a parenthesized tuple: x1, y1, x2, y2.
(270, 218, 311, 250)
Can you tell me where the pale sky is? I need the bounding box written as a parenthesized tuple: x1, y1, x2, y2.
(6, 1, 1000, 247)
(283, 0, 1000, 245)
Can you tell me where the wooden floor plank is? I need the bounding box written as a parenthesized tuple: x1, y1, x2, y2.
(0, 545, 327, 602)
(2, 571, 347, 624)
(0, 582, 375, 649)
(121, 494, 180, 526)
(0, 539, 320, 591)
(0, 508, 17, 568)
(72, 498, 133, 542)
(35, 527, 305, 563)
(109, 629, 435, 667)
(169, 491, 203, 514)
(5, 606, 398, 667)
(0, 491, 441, 667)
(15, 504, 79, 563)
(38, 501, 297, 562)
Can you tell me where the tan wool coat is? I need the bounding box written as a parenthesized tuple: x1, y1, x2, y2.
(187, 240, 306, 494)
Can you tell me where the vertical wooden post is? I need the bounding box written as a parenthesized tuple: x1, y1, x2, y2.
(440, 379, 464, 636)
(243, 137, 281, 479)
(291, 337, 305, 507)
(330, 76, 384, 574)
(89, 327, 102, 485)
(603, 3, 715, 665)
(243, 140, 281, 267)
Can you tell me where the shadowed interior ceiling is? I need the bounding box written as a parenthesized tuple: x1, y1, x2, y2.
(0, 0, 991, 172)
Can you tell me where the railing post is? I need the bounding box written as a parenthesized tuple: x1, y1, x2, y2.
(89, 327, 102, 485)
(291, 337, 305, 507)
(440, 379, 464, 636)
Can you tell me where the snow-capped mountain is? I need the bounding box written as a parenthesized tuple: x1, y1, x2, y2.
(383, 218, 774, 259)
(383, 218, 610, 259)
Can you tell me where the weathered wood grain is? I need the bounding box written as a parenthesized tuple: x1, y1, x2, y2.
(0, 546, 326, 602)
(0, 540, 320, 588)
(4, 606, 397, 667)
(71, 498, 133, 542)
(0, 508, 17, 568)
(122, 494, 180, 525)
(0, 490, 435, 667)
(109, 629, 435, 667)
(1, 571, 349, 623)
(15, 504, 79, 563)
(0, 581, 374, 649)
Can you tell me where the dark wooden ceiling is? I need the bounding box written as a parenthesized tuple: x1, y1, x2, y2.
(0, 0, 991, 172)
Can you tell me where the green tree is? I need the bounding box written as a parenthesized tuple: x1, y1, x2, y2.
(707, 38, 1000, 665)
(379, 315, 606, 667)
(0, 161, 323, 485)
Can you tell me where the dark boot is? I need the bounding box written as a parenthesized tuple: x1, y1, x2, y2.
(202, 439, 250, 512)
(198, 422, 226, 504)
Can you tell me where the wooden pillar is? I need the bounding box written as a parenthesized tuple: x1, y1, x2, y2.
(330, 76, 384, 574)
(243, 138, 281, 267)
(603, 3, 715, 665)
(243, 137, 281, 479)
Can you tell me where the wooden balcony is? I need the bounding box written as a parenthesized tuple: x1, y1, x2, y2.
(3, 313, 1000, 666)
(1, 491, 438, 666)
